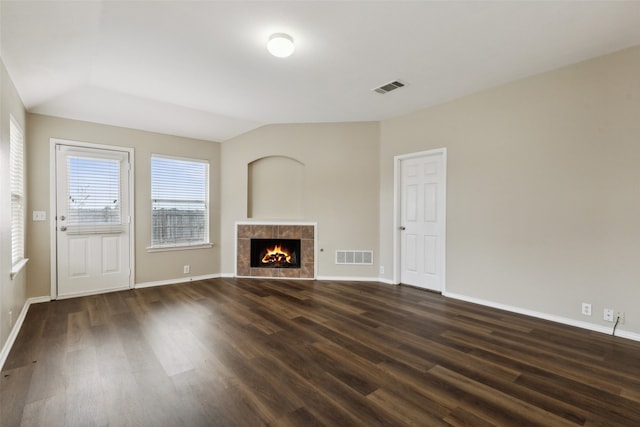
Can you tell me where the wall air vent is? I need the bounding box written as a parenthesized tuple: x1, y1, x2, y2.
(373, 80, 405, 94)
(336, 250, 374, 265)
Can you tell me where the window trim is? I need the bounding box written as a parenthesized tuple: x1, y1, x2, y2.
(148, 154, 210, 251)
(146, 243, 212, 253)
(10, 258, 29, 280)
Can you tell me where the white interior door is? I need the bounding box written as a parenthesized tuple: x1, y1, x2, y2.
(399, 150, 445, 291)
(55, 144, 132, 298)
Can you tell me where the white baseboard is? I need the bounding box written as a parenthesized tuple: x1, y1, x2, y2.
(443, 291, 640, 343)
(133, 274, 222, 289)
(0, 296, 52, 371)
(235, 275, 316, 281)
(28, 296, 52, 305)
(135, 273, 222, 289)
(316, 275, 388, 283)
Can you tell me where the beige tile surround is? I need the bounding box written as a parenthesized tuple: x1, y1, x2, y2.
(236, 222, 316, 279)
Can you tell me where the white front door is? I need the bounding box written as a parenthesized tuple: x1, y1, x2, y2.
(399, 150, 446, 291)
(55, 144, 132, 298)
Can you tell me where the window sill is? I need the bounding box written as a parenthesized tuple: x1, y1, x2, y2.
(147, 243, 213, 253)
(10, 258, 29, 280)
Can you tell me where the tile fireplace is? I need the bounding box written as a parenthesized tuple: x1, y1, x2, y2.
(236, 222, 316, 278)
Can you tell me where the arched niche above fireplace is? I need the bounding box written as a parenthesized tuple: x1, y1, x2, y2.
(247, 156, 304, 219)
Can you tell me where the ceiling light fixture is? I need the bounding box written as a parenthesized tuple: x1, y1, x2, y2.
(267, 33, 295, 58)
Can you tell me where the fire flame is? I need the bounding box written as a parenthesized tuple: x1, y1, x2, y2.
(261, 245, 292, 264)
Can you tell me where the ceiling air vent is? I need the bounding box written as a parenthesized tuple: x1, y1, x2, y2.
(373, 80, 405, 94)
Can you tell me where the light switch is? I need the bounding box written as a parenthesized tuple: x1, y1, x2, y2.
(33, 211, 47, 221)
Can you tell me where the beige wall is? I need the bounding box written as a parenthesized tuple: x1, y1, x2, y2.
(26, 114, 221, 297)
(0, 58, 28, 349)
(221, 122, 380, 278)
(5, 42, 639, 351)
(379, 46, 640, 335)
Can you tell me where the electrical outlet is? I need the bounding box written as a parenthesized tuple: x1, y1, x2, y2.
(604, 308, 614, 322)
(581, 303, 591, 316)
(379, 266, 385, 274)
(183, 265, 190, 274)
(617, 311, 625, 324)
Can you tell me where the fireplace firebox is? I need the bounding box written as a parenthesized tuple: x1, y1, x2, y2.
(250, 238, 301, 269)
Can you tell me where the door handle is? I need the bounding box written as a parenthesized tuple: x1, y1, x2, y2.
(60, 226, 67, 231)
(400, 226, 406, 231)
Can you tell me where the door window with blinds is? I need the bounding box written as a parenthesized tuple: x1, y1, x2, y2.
(67, 155, 122, 230)
(151, 155, 209, 249)
(10, 116, 25, 272)
(65, 152, 126, 237)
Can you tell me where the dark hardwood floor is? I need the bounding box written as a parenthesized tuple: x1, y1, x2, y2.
(2, 278, 639, 426)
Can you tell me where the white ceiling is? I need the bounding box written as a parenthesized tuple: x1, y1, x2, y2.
(2, 1, 640, 142)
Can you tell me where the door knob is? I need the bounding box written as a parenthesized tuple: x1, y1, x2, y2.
(400, 226, 406, 230)
(60, 226, 67, 231)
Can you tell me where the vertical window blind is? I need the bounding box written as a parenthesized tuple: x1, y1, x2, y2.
(151, 155, 209, 248)
(67, 155, 122, 233)
(10, 117, 25, 266)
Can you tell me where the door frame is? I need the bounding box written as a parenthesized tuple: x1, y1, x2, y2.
(393, 148, 447, 290)
(49, 138, 135, 299)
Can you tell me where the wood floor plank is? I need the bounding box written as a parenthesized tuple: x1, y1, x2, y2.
(0, 364, 35, 426)
(443, 329, 639, 395)
(2, 278, 640, 426)
(367, 387, 451, 427)
(428, 365, 578, 427)
(249, 354, 360, 426)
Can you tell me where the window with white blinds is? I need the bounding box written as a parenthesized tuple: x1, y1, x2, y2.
(151, 155, 209, 248)
(10, 116, 25, 267)
(67, 155, 122, 233)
